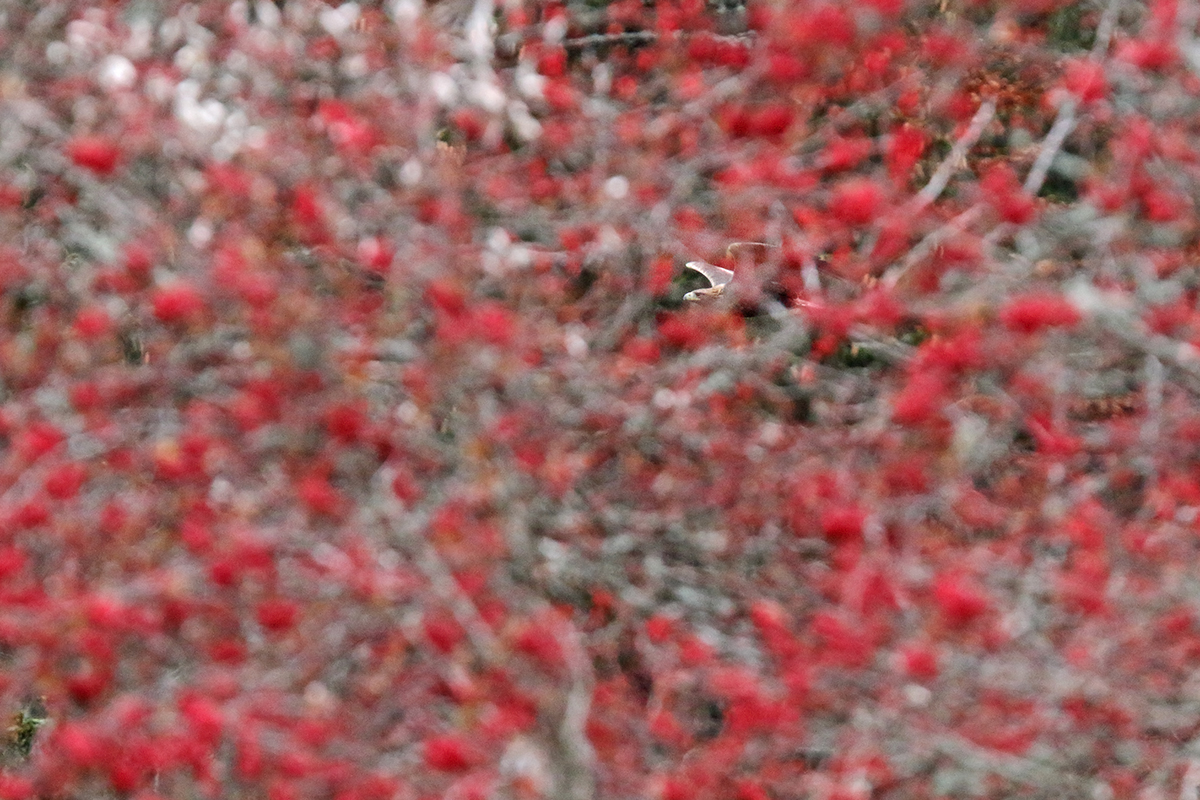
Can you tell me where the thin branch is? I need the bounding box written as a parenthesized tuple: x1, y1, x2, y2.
(555, 622, 597, 800)
(880, 205, 984, 290)
(371, 471, 502, 663)
(911, 100, 996, 214)
(1096, 317, 1200, 384)
(1143, 353, 1164, 449)
(1092, 0, 1124, 55)
(1073, 285, 1200, 395)
(560, 27, 757, 51)
(1024, 0, 1121, 193)
(562, 30, 657, 50)
(1177, 0, 1200, 77)
(1022, 98, 1078, 195)
(933, 733, 1095, 793)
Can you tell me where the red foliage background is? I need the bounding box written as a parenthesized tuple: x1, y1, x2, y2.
(0, 0, 1199, 798)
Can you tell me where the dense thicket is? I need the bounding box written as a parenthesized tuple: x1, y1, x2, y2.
(0, 1, 1198, 798)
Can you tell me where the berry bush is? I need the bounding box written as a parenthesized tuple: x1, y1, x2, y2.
(1, 0, 1199, 798)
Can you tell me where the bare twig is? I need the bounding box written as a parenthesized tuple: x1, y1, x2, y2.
(911, 100, 996, 214)
(1176, 0, 1200, 77)
(932, 733, 1095, 793)
(880, 205, 984, 290)
(371, 470, 501, 663)
(1091, 0, 1124, 55)
(560, 27, 756, 51)
(1072, 285, 1200, 395)
(1024, 0, 1121, 193)
(562, 30, 657, 50)
(555, 622, 597, 800)
(1023, 98, 1078, 195)
(371, 472, 600, 800)
(1143, 353, 1164, 449)
(1095, 316, 1200, 384)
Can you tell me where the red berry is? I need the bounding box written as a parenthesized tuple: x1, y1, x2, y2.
(67, 135, 122, 175)
(151, 282, 206, 323)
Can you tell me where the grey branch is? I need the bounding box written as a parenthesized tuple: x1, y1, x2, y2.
(372, 471, 501, 662)
(1023, 99, 1078, 195)
(1025, 0, 1122, 193)
(933, 733, 1096, 793)
(555, 621, 597, 800)
(880, 205, 984, 290)
(912, 100, 996, 214)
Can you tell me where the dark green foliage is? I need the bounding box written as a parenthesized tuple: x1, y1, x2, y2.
(6, 697, 46, 761)
(1045, 2, 1095, 51)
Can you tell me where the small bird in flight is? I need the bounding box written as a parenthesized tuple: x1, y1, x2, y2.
(683, 242, 776, 304)
(683, 260, 735, 303)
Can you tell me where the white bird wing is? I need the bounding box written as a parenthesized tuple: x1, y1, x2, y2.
(685, 260, 735, 289)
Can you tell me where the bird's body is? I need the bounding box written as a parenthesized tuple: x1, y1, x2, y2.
(683, 260, 735, 303)
(682, 242, 775, 304)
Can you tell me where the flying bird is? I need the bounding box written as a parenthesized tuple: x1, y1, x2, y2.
(682, 242, 777, 304)
(683, 260, 735, 303)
